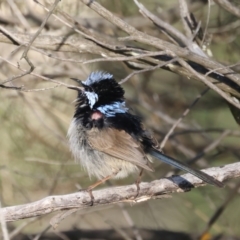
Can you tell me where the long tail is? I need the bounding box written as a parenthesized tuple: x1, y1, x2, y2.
(148, 148, 224, 188)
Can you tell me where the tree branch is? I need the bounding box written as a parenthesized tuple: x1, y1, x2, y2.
(1, 162, 240, 222)
(214, 0, 240, 18)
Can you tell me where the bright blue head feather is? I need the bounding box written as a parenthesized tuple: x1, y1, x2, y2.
(82, 71, 113, 86)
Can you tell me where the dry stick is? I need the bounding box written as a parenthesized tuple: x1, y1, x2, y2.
(1, 12, 239, 103)
(160, 88, 209, 149)
(33, 225, 52, 240)
(178, 0, 207, 55)
(19, 0, 60, 82)
(7, 0, 30, 29)
(119, 58, 178, 84)
(0, 84, 23, 90)
(135, 0, 206, 59)
(34, 0, 127, 52)
(0, 56, 83, 91)
(187, 130, 231, 165)
(1, 162, 240, 222)
(1, 29, 238, 99)
(205, 63, 239, 77)
(80, 0, 240, 87)
(170, 129, 239, 169)
(48, 165, 66, 196)
(210, 19, 240, 34)
(1, 0, 240, 96)
(21, 0, 60, 59)
(20, 96, 67, 144)
(133, 0, 189, 47)
(0, 30, 108, 54)
(9, 218, 37, 239)
(105, 220, 134, 240)
(119, 203, 143, 240)
(0, 26, 33, 86)
(168, 131, 230, 178)
(140, 99, 190, 129)
(0, 30, 124, 66)
(33, 0, 155, 72)
(201, 0, 211, 47)
(33, 46, 166, 65)
(173, 130, 231, 176)
(177, 58, 240, 109)
(106, 181, 143, 240)
(83, 51, 166, 64)
(0, 28, 61, 91)
(178, 0, 192, 39)
(214, 0, 240, 18)
(200, 181, 240, 238)
(20, 85, 60, 92)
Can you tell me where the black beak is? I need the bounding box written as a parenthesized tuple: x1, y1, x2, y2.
(68, 78, 85, 91)
(68, 86, 84, 91)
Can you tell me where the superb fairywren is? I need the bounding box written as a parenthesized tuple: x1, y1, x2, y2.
(67, 71, 223, 200)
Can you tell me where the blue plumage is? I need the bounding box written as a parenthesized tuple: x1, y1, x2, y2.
(82, 71, 113, 86)
(97, 102, 128, 117)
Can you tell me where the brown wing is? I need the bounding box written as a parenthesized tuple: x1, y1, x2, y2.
(87, 128, 154, 172)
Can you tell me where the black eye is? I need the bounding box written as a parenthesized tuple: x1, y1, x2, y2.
(84, 86, 92, 92)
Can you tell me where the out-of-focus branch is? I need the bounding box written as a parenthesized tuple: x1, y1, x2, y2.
(79, 0, 240, 87)
(1, 1, 240, 111)
(214, 0, 240, 18)
(1, 162, 240, 222)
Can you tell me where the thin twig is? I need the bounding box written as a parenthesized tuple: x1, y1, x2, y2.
(200, 181, 240, 238)
(119, 57, 178, 84)
(21, 0, 61, 59)
(178, 58, 240, 109)
(187, 130, 231, 165)
(0, 56, 83, 90)
(160, 88, 209, 149)
(214, 0, 240, 18)
(7, 0, 30, 29)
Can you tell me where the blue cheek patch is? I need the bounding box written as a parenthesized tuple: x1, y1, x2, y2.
(85, 91, 98, 108)
(97, 102, 128, 117)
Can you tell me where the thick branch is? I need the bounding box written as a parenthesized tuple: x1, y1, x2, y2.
(1, 162, 240, 222)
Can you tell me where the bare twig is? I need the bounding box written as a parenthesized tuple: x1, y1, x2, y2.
(214, 0, 240, 18)
(7, 0, 30, 29)
(200, 181, 240, 238)
(187, 130, 231, 166)
(1, 162, 240, 222)
(0, 84, 23, 90)
(9, 218, 37, 239)
(80, 0, 240, 107)
(21, 0, 61, 59)
(0, 56, 82, 90)
(160, 88, 209, 149)
(178, 58, 240, 109)
(119, 57, 178, 84)
(133, 0, 189, 47)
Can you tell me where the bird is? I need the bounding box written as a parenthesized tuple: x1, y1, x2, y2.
(67, 71, 223, 201)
